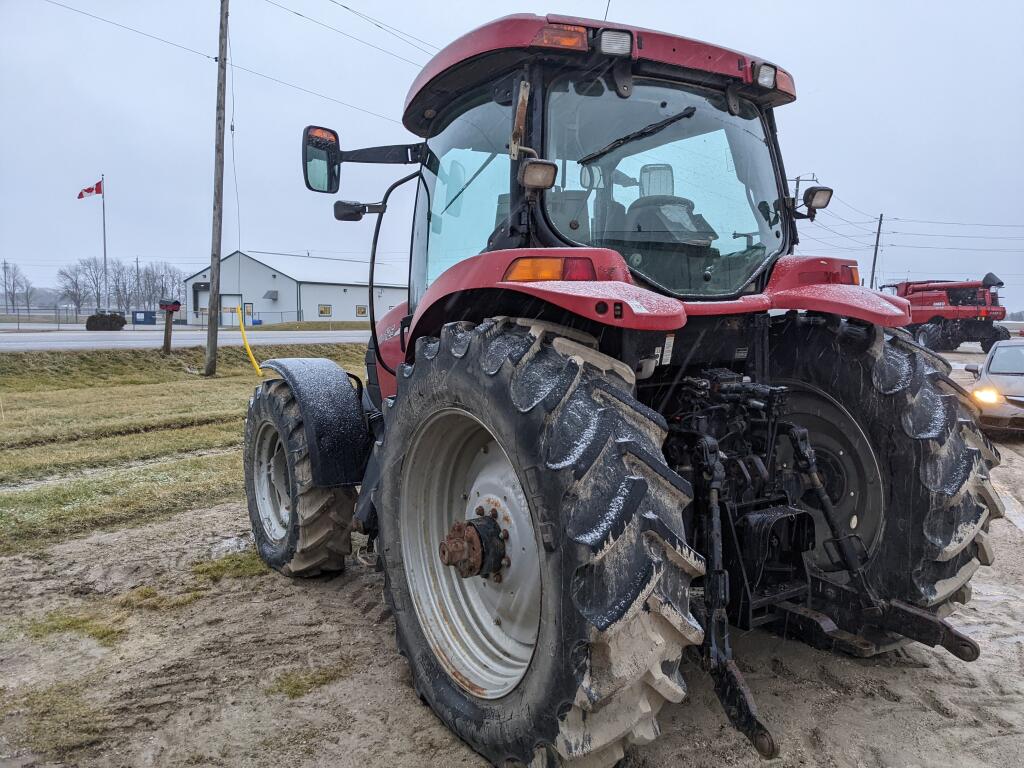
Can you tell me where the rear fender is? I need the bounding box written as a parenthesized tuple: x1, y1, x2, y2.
(409, 248, 687, 339)
(261, 358, 370, 487)
(763, 256, 911, 327)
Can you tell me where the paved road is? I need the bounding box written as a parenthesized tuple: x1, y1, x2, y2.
(0, 328, 370, 352)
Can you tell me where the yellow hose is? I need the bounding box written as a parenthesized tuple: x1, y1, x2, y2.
(237, 306, 263, 376)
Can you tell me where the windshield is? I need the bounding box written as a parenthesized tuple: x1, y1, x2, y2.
(545, 75, 786, 297)
(990, 345, 1024, 375)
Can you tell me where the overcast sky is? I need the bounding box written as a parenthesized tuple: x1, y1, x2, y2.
(2, 1, 1023, 308)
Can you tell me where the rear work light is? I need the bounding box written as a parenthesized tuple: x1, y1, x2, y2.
(503, 256, 597, 282)
(531, 23, 588, 51)
(756, 63, 777, 88)
(598, 29, 632, 56)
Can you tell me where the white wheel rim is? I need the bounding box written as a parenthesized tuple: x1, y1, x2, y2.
(253, 422, 292, 543)
(400, 408, 541, 699)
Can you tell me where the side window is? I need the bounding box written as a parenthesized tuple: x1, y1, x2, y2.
(410, 92, 511, 308)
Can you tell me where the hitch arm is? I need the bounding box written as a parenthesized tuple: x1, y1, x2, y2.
(687, 433, 779, 759)
(780, 422, 981, 663)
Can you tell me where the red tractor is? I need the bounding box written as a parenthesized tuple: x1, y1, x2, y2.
(243, 15, 1002, 766)
(883, 273, 1009, 352)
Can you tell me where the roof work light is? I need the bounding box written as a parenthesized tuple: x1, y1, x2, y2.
(599, 30, 632, 56)
(756, 63, 777, 88)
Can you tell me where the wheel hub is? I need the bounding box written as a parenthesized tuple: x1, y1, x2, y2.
(439, 512, 508, 580)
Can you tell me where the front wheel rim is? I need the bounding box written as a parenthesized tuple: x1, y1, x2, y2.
(253, 422, 293, 544)
(400, 408, 541, 699)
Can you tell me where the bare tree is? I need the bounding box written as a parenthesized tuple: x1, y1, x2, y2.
(138, 262, 185, 309)
(57, 264, 87, 313)
(79, 256, 105, 310)
(2, 261, 23, 314)
(110, 259, 133, 313)
(19, 275, 34, 311)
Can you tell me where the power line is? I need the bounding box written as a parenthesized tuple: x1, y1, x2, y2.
(891, 217, 1024, 228)
(885, 230, 1024, 241)
(819, 208, 877, 233)
(38, 0, 214, 60)
(36, 0, 400, 124)
(322, 0, 439, 54)
(262, 0, 424, 67)
(807, 219, 875, 246)
(247, 249, 407, 265)
(230, 64, 399, 123)
(832, 195, 876, 219)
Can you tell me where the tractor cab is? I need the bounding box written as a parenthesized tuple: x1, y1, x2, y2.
(302, 14, 833, 310)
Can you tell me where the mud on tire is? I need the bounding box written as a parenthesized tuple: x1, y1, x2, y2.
(244, 378, 355, 577)
(374, 318, 706, 767)
(771, 316, 1002, 614)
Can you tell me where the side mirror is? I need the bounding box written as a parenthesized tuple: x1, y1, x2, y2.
(802, 186, 833, 220)
(965, 363, 981, 378)
(303, 125, 340, 193)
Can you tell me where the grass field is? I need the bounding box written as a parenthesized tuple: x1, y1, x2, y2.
(0, 343, 364, 555)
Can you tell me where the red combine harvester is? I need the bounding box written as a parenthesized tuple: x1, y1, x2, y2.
(241, 14, 1002, 765)
(882, 273, 1009, 352)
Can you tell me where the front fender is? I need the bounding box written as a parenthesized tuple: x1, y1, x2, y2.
(261, 358, 369, 487)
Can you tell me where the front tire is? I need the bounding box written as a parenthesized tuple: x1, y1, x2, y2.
(981, 325, 1010, 353)
(244, 379, 355, 576)
(772, 317, 1002, 615)
(376, 319, 705, 767)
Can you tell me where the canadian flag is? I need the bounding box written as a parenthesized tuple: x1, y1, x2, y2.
(77, 180, 103, 199)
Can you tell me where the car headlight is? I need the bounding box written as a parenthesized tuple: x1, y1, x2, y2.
(973, 387, 1003, 405)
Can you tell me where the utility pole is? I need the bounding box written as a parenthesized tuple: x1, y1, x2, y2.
(790, 173, 818, 201)
(101, 173, 108, 310)
(2, 260, 8, 313)
(205, 0, 230, 376)
(869, 213, 884, 289)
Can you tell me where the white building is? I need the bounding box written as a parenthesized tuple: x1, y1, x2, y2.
(182, 250, 407, 325)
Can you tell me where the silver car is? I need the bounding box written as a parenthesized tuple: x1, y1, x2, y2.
(966, 338, 1024, 433)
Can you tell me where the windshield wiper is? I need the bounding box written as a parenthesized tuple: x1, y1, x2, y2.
(577, 106, 696, 165)
(441, 152, 497, 215)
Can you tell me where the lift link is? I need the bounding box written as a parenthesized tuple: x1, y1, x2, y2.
(686, 433, 779, 759)
(779, 423, 980, 663)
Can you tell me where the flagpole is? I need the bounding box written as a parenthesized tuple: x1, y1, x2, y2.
(101, 173, 108, 311)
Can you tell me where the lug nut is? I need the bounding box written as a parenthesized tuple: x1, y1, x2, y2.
(492, 573, 503, 584)
(501, 556, 511, 568)
(475, 506, 485, 517)
(499, 530, 510, 541)
(489, 508, 498, 519)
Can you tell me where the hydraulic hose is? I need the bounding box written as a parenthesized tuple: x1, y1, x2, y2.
(368, 170, 420, 376)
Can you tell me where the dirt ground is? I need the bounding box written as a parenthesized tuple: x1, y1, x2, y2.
(2, 346, 1023, 768)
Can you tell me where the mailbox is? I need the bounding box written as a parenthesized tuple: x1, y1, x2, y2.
(159, 298, 182, 312)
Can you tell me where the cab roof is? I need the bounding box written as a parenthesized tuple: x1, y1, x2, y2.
(403, 13, 795, 136)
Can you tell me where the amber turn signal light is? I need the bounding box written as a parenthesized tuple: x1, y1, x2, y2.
(503, 257, 597, 282)
(531, 23, 589, 51)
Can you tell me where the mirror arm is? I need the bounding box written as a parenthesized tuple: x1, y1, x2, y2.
(338, 143, 428, 165)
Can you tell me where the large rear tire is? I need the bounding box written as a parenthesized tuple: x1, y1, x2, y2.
(376, 318, 705, 767)
(771, 317, 1002, 615)
(244, 379, 355, 576)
